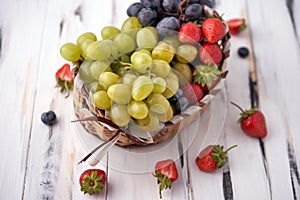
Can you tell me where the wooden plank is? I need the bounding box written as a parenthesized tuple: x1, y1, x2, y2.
(246, 0, 300, 199)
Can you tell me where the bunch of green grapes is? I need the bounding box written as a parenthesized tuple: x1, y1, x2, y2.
(60, 16, 196, 132)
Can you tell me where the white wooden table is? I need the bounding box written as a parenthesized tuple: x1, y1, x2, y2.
(1, 0, 300, 199)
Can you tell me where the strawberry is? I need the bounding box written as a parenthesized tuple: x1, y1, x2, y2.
(201, 18, 226, 44)
(199, 43, 223, 65)
(79, 169, 106, 195)
(227, 18, 247, 35)
(153, 159, 178, 199)
(195, 145, 237, 172)
(178, 22, 202, 44)
(231, 102, 268, 138)
(193, 64, 222, 93)
(181, 83, 204, 105)
(55, 63, 74, 98)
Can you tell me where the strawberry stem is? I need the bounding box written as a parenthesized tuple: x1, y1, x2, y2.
(224, 144, 238, 153)
(230, 101, 245, 113)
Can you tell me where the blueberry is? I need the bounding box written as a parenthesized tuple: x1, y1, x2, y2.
(162, 0, 180, 13)
(189, 0, 200, 3)
(137, 8, 158, 26)
(156, 16, 180, 36)
(185, 4, 202, 21)
(168, 88, 183, 104)
(127, 2, 145, 17)
(41, 111, 57, 126)
(141, 0, 162, 10)
(199, 0, 216, 8)
(175, 96, 189, 114)
(237, 47, 249, 58)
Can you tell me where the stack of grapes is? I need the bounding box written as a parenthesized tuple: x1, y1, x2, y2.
(61, 2, 230, 146)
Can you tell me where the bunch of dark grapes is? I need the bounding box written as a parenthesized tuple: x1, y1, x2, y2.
(127, 0, 216, 34)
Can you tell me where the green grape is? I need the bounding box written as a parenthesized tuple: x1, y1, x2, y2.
(163, 34, 181, 48)
(120, 54, 130, 63)
(135, 111, 159, 132)
(173, 63, 193, 84)
(130, 51, 152, 73)
(132, 76, 154, 101)
(93, 90, 112, 110)
(152, 77, 166, 93)
(87, 82, 99, 93)
(146, 93, 170, 114)
(60, 42, 82, 62)
(86, 40, 112, 61)
(176, 44, 198, 63)
(101, 26, 121, 40)
(151, 42, 175, 63)
(163, 77, 179, 98)
(98, 72, 120, 90)
(157, 104, 174, 122)
(166, 71, 179, 82)
(80, 39, 94, 60)
(134, 48, 151, 56)
(107, 84, 132, 104)
(122, 73, 138, 85)
(114, 33, 135, 54)
(102, 39, 118, 58)
(90, 60, 111, 80)
(121, 17, 142, 39)
(128, 100, 149, 119)
(77, 32, 97, 46)
(136, 27, 158, 49)
(110, 103, 131, 127)
(79, 60, 94, 83)
(150, 59, 170, 77)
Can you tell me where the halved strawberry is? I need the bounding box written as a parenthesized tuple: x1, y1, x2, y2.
(153, 159, 178, 199)
(201, 18, 226, 44)
(79, 169, 106, 195)
(199, 43, 223, 65)
(227, 18, 247, 35)
(178, 22, 202, 44)
(55, 63, 74, 97)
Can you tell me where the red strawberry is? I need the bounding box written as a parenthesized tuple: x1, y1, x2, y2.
(181, 83, 204, 105)
(153, 159, 178, 199)
(193, 64, 222, 93)
(178, 22, 202, 44)
(201, 18, 226, 44)
(195, 145, 237, 172)
(55, 63, 74, 97)
(199, 43, 223, 65)
(227, 18, 247, 35)
(79, 169, 106, 195)
(231, 102, 268, 138)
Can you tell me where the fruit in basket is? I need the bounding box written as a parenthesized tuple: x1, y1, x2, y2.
(231, 102, 268, 138)
(195, 145, 237, 172)
(79, 169, 106, 195)
(153, 159, 178, 199)
(202, 18, 226, 44)
(193, 63, 222, 91)
(60, 1, 231, 146)
(227, 18, 247, 35)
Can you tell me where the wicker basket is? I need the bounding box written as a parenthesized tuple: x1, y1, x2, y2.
(72, 6, 231, 147)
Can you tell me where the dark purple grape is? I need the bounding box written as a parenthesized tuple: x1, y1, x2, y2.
(199, 0, 216, 8)
(237, 47, 249, 58)
(168, 88, 183, 104)
(137, 8, 158, 26)
(156, 16, 180, 36)
(189, 0, 200, 3)
(185, 4, 202, 21)
(141, 0, 162, 10)
(41, 111, 57, 126)
(162, 0, 180, 13)
(127, 2, 145, 17)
